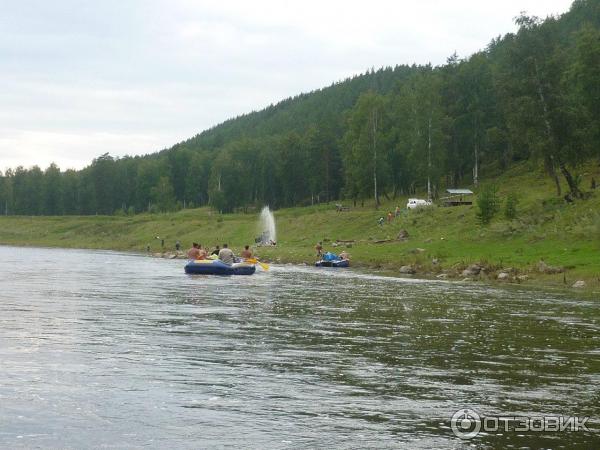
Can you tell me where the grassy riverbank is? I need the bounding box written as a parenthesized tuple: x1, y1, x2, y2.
(1, 161, 599, 291)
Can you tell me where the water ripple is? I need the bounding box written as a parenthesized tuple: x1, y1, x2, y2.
(0, 245, 598, 448)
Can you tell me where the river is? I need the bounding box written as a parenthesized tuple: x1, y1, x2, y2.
(0, 246, 597, 449)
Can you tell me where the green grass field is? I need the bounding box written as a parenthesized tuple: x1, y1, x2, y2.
(1, 161, 599, 291)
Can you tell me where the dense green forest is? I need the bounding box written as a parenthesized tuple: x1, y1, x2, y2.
(1, 0, 599, 215)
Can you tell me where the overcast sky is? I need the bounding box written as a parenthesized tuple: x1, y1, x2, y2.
(1, 0, 574, 171)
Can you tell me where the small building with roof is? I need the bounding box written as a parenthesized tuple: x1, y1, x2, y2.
(441, 188, 474, 206)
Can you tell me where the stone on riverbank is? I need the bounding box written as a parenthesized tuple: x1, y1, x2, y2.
(399, 265, 416, 274)
(397, 229, 409, 241)
(151, 251, 187, 259)
(536, 260, 564, 274)
(462, 264, 482, 277)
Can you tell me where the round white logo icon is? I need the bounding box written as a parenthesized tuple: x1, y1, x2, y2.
(451, 408, 481, 439)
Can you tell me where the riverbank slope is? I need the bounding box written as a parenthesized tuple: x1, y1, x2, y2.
(1, 161, 599, 290)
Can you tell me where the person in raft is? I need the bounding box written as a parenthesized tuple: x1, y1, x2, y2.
(197, 244, 208, 260)
(211, 245, 220, 256)
(339, 250, 350, 261)
(315, 241, 323, 257)
(241, 245, 253, 259)
(187, 243, 201, 260)
(218, 243, 235, 265)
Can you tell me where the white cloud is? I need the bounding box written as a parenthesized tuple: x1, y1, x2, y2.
(0, 129, 176, 171)
(0, 0, 574, 169)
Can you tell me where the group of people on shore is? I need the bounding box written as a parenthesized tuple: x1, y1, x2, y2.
(378, 206, 402, 226)
(187, 243, 253, 265)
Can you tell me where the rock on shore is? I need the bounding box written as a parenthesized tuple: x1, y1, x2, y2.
(151, 251, 187, 259)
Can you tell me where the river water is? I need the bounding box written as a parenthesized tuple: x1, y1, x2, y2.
(0, 246, 597, 449)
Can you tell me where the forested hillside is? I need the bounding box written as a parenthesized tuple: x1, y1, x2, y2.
(1, 0, 599, 215)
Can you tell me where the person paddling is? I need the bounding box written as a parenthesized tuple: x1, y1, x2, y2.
(218, 243, 235, 265)
(241, 245, 253, 259)
(187, 243, 201, 260)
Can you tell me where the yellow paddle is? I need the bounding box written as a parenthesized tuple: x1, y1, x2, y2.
(245, 258, 270, 271)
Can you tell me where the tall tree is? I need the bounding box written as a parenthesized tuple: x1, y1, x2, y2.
(43, 163, 63, 215)
(151, 177, 176, 212)
(343, 91, 387, 207)
(90, 153, 116, 214)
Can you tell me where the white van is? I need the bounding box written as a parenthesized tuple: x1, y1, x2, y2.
(406, 198, 433, 209)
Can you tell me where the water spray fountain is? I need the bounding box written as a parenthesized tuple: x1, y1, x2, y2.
(257, 206, 277, 246)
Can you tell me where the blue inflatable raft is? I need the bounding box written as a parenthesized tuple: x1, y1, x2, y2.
(315, 259, 349, 268)
(185, 259, 256, 275)
(315, 252, 350, 268)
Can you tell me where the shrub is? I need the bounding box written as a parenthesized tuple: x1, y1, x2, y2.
(476, 185, 500, 225)
(504, 193, 519, 220)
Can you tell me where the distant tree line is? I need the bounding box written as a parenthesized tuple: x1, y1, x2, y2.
(1, 0, 598, 215)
